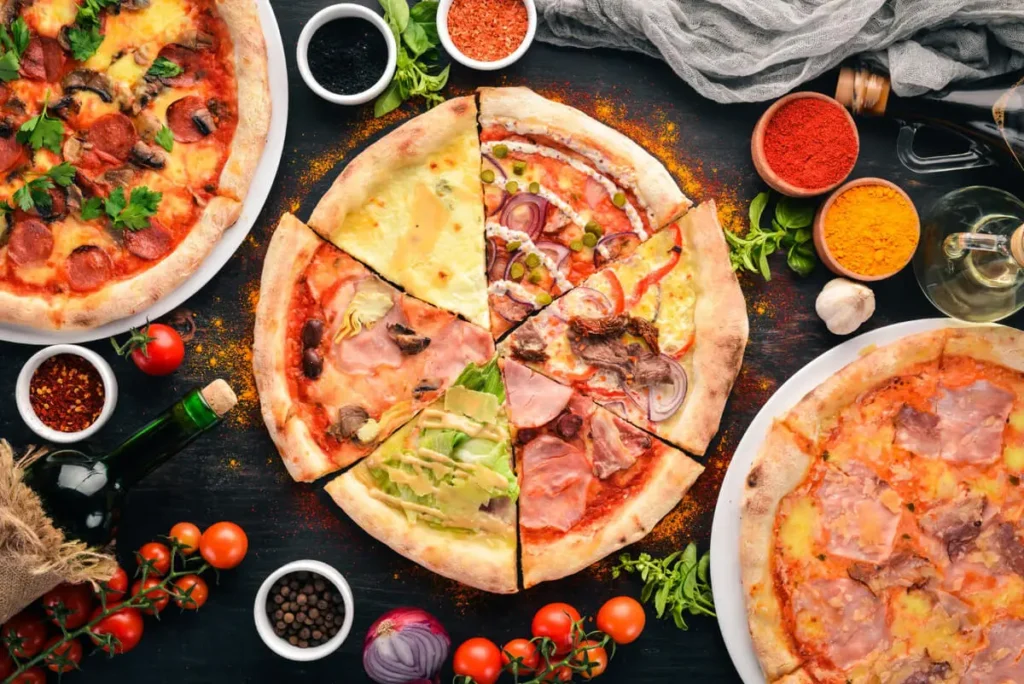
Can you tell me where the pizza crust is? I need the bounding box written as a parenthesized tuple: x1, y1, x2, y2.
(477, 86, 691, 228)
(325, 468, 518, 594)
(521, 445, 703, 587)
(943, 325, 1024, 373)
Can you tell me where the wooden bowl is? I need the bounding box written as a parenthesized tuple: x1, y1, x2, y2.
(751, 92, 860, 198)
(813, 177, 921, 282)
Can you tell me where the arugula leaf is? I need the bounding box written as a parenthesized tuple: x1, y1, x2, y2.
(146, 56, 183, 79)
(612, 543, 716, 630)
(155, 126, 174, 152)
(84, 186, 163, 231)
(724, 191, 818, 280)
(67, 25, 103, 61)
(17, 97, 65, 154)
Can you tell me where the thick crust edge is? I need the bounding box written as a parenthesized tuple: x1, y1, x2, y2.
(943, 325, 1024, 373)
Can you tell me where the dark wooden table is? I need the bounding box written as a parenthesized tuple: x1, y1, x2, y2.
(2, 1, 1022, 682)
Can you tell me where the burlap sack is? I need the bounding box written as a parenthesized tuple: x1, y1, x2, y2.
(0, 440, 116, 624)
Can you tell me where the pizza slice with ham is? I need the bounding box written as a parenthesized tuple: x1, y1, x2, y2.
(502, 358, 703, 587)
(254, 214, 494, 482)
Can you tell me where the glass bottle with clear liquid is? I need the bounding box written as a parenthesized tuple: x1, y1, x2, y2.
(913, 186, 1024, 322)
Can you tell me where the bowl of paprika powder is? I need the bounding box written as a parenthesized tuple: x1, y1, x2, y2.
(752, 92, 859, 197)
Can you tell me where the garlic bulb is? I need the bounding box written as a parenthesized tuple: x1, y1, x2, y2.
(815, 278, 875, 335)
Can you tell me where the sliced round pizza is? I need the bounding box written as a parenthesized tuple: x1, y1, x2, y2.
(503, 358, 704, 587)
(499, 201, 747, 456)
(741, 327, 1024, 683)
(0, 0, 269, 330)
(254, 213, 494, 482)
(324, 359, 518, 594)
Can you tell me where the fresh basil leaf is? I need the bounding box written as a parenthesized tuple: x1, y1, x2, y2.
(0, 51, 18, 82)
(402, 19, 429, 57)
(758, 248, 771, 281)
(775, 197, 814, 229)
(374, 80, 404, 117)
(147, 56, 183, 79)
(787, 244, 816, 276)
(748, 191, 768, 231)
(409, 0, 438, 22)
(697, 553, 710, 582)
(794, 227, 812, 244)
(379, 0, 409, 35)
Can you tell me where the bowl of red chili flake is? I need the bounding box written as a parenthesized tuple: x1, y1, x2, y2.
(439, 0, 536, 71)
(16, 345, 118, 444)
(751, 91, 860, 198)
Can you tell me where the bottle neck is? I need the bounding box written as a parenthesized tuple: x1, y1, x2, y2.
(102, 388, 220, 488)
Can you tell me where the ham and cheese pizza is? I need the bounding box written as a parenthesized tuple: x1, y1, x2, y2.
(741, 327, 1024, 684)
(0, 0, 268, 330)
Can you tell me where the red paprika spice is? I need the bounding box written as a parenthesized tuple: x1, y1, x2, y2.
(29, 354, 105, 433)
(763, 98, 858, 190)
(448, 0, 528, 62)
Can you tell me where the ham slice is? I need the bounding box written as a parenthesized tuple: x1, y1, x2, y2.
(919, 494, 987, 562)
(894, 405, 940, 458)
(590, 408, 651, 479)
(335, 300, 405, 375)
(504, 359, 573, 429)
(818, 462, 902, 563)
(520, 435, 592, 532)
(792, 578, 888, 670)
(421, 315, 494, 380)
(963, 620, 1024, 684)
(935, 381, 1014, 465)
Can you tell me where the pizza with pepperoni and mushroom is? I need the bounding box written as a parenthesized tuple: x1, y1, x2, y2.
(741, 327, 1024, 684)
(0, 0, 268, 330)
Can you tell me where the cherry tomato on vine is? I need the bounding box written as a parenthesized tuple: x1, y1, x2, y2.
(43, 636, 83, 673)
(2, 610, 48, 658)
(199, 521, 248, 569)
(138, 542, 172, 575)
(502, 638, 540, 674)
(173, 575, 209, 610)
(90, 606, 144, 654)
(112, 323, 185, 376)
(99, 566, 128, 601)
(42, 583, 94, 629)
(8, 667, 46, 684)
(596, 596, 646, 645)
(541, 665, 573, 682)
(131, 577, 169, 615)
(573, 640, 609, 679)
(453, 637, 502, 684)
(531, 602, 582, 654)
(169, 522, 202, 555)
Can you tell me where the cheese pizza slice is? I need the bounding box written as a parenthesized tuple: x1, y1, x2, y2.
(325, 359, 518, 594)
(502, 358, 703, 588)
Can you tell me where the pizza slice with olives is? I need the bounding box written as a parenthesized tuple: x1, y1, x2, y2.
(499, 201, 747, 456)
(254, 213, 495, 482)
(324, 359, 518, 594)
(502, 358, 703, 588)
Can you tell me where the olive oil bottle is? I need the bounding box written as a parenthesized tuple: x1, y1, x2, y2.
(23, 380, 237, 546)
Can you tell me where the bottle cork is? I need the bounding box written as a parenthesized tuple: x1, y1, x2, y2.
(201, 379, 238, 417)
(1011, 224, 1024, 268)
(835, 66, 890, 116)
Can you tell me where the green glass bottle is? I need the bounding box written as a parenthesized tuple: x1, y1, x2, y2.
(24, 380, 237, 547)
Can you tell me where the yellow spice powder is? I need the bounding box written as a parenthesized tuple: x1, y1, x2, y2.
(823, 184, 919, 276)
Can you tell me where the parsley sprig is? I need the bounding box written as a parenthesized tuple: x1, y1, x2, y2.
(17, 94, 65, 154)
(155, 125, 174, 152)
(724, 191, 818, 280)
(67, 0, 118, 61)
(7, 162, 75, 213)
(0, 18, 29, 82)
(81, 186, 162, 231)
(374, 0, 449, 117)
(146, 56, 183, 79)
(612, 543, 715, 630)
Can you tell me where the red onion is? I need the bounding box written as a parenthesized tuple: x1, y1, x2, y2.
(363, 608, 450, 684)
(552, 286, 613, 322)
(535, 240, 571, 271)
(500, 193, 548, 240)
(488, 249, 510, 282)
(604, 400, 629, 416)
(504, 250, 528, 281)
(486, 238, 496, 274)
(492, 292, 534, 323)
(648, 355, 687, 422)
(619, 377, 649, 414)
(482, 153, 506, 179)
(484, 186, 508, 218)
(594, 231, 641, 267)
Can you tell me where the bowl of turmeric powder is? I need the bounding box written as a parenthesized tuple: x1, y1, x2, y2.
(813, 178, 921, 281)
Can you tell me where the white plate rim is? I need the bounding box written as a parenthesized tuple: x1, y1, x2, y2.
(0, 0, 288, 345)
(709, 317, 987, 683)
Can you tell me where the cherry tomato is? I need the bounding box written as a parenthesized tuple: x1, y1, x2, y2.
(42, 583, 94, 629)
(173, 575, 209, 610)
(199, 521, 248, 569)
(573, 640, 609, 679)
(2, 610, 49, 658)
(131, 577, 169, 615)
(452, 637, 502, 684)
(541, 665, 573, 682)
(502, 638, 540, 674)
(43, 636, 83, 673)
(531, 603, 581, 654)
(596, 596, 646, 645)
(99, 566, 128, 601)
(119, 323, 185, 376)
(138, 542, 172, 576)
(8, 667, 46, 684)
(169, 522, 202, 555)
(0, 648, 13, 679)
(90, 605, 144, 654)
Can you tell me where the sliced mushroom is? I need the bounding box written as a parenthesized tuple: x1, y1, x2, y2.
(191, 107, 217, 136)
(98, 166, 136, 187)
(386, 323, 431, 355)
(133, 110, 162, 140)
(57, 25, 72, 52)
(62, 69, 114, 103)
(62, 137, 85, 165)
(175, 29, 214, 51)
(133, 45, 153, 66)
(65, 183, 83, 213)
(49, 95, 80, 120)
(327, 406, 370, 441)
(131, 80, 163, 113)
(0, 0, 24, 24)
(4, 96, 25, 116)
(412, 379, 441, 400)
(129, 140, 166, 169)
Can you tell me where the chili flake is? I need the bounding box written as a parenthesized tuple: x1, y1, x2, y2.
(29, 354, 105, 433)
(448, 0, 528, 63)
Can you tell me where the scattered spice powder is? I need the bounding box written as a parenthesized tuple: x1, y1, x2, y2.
(763, 97, 857, 190)
(448, 0, 528, 63)
(823, 183, 919, 276)
(29, 354, 105, 433)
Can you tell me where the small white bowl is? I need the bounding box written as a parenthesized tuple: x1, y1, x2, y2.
(16, 344, 118, 444)
(438, 0, 537, 71)
(296, 4, 398, 106)
(254, 559, 355, 662)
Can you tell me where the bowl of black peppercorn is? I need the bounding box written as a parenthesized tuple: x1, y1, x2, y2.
(254, 560, 355, 661)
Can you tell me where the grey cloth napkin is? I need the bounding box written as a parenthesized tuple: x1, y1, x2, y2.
(534, 0, 1024, 103)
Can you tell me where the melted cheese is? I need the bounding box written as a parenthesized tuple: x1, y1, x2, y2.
(778, 496, 819, 560)
(84, 0, 191, 74)
(1005, 445, 1024, 472)
(890, 591, 981, 663)
(22, 0, 79, 37)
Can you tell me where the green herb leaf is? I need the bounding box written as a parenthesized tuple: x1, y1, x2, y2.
(775, 197, 814, 229)
(748, 191, 768, 230)
(147, 55, 183, 79)
(787, 243, 817, 277)
(155, 125, 174, 152)
(374, 80, 404, 118)
(379, 0, 410, 34)
(10, 17, 28, 56)
(67, 25, 103, 61)
(409, 0, 438, 22)
(375, 0, 447, 117)
(80, 196, 104, 221)
(115, 186, 162, 231)
(726, 191, 821, 280)
(17, 98, 65, 154)
(45, 162, 76, 187)
(612, 544, 715, 631)
(0, 51, 19, 82)
(402, 19, 430, 57)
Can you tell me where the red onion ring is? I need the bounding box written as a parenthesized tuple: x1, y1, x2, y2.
(594, 231, 641, 267)
(488, 248, 510, 282)
(486, 237, 496, 274)
(482, 153, 506, 179)
(551, 286, 613, 323)
(535, 240, 571, 272)
(500, 193, 548, 240)
(648, 355, 687, 422)
(504, 250, 528, 281)
(492, 292, 534, 322)
(619, 377, 649, 414)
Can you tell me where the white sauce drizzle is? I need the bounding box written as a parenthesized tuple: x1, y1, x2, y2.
(486, 220, 573, 291)
(489, 279, 540, 308)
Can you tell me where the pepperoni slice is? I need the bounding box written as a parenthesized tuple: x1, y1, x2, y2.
(66, 245, 112, 292)
(6, 219, 53, 266)
(156, 45, 202, 86)
(20, 37, 66, 82)
(0, 135, 23, 174)
(166, 95, 213, 143)
(87, 113, 139, 161)
(38, 187, 67, 221)
(123, 221, 172, 261)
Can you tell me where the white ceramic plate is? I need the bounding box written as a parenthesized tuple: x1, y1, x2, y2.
(0, 0, 288, 345)
(709, 318, 971, 684)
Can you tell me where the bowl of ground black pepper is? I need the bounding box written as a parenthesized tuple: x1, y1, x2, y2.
(439, 0, 536, 71)
(16, 344, 118, 444)
(254, 560, 355, 661)
(297, 4, 397, 106)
